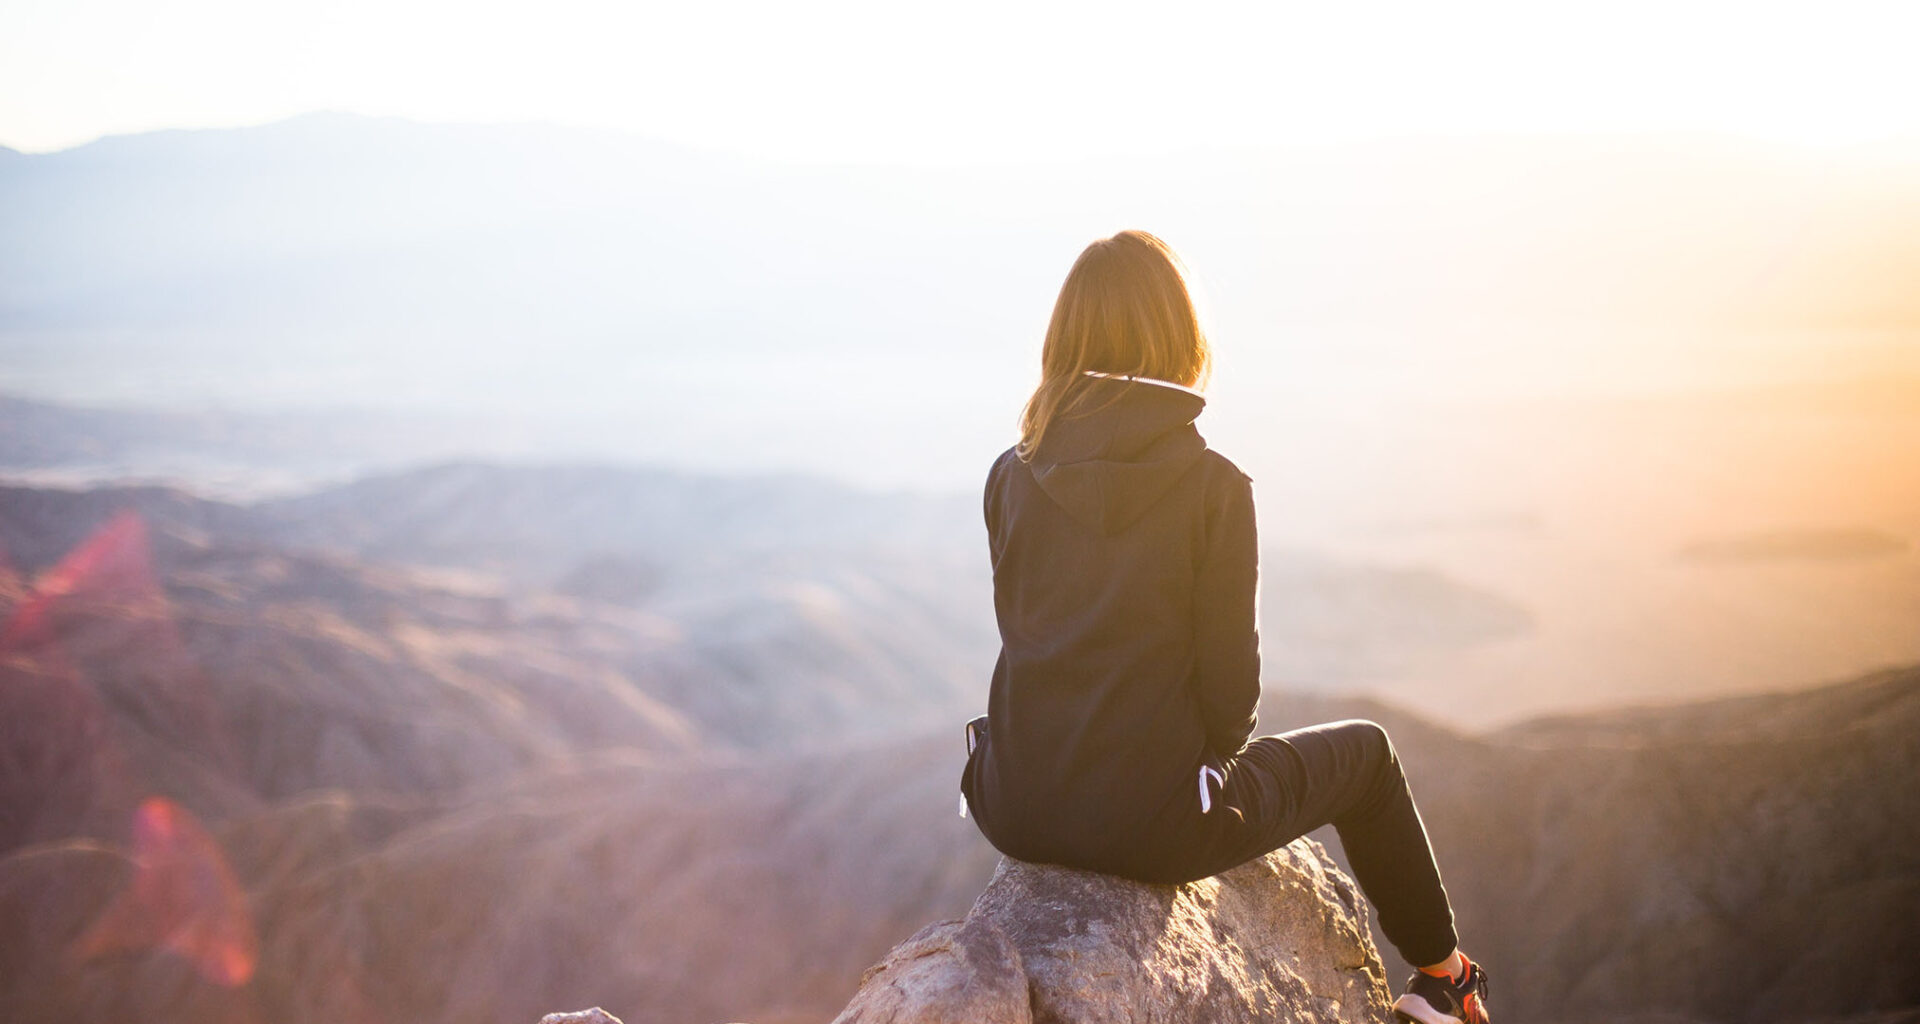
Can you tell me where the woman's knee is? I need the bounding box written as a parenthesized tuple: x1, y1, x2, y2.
(1336, 718, 1397, 762)
(1340, 719, 1409, 795)
(1331, 719, 1411, 819)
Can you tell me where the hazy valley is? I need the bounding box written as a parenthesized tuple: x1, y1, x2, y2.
(1, 459, 1916, 1023)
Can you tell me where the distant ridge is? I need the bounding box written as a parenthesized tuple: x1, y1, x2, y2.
(5, 113, 1917, 359)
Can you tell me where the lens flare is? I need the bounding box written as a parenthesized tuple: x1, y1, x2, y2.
(71, 796, 260, 987)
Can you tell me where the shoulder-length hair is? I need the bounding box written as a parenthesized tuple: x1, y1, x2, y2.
(1015, 230, 1213, 462)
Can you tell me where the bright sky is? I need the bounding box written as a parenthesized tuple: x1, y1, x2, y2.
(2, 0, 1917, 159)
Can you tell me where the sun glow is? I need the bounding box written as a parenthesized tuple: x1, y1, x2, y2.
(2, 0, 1915, 158)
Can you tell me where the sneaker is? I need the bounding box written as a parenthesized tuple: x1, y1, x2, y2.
(1392, 955, 1489, 1024)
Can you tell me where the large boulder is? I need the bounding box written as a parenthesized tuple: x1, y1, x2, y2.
(830, 837, 1395, 1024)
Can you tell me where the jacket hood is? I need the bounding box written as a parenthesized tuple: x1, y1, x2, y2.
(1027, 375, 1209, 535)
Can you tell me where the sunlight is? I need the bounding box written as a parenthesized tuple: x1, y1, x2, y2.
(2, 0, 1915, 157)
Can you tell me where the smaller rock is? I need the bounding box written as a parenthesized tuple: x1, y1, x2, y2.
(539, 1009, 625, 1024)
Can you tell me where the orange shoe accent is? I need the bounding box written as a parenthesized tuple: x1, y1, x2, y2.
(1419, 951, 1466, 982)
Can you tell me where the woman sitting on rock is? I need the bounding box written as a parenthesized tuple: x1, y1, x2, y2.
(960, 229, 1490, 1024)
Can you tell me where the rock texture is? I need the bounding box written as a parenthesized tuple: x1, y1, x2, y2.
(537, 1010, 626, 1024)
(831, 838, 1393, 1024)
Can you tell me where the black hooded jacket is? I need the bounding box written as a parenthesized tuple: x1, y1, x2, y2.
(963, 372, 1263, 880)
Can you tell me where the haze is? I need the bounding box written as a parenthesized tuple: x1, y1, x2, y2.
(2, 2, 1917, 721)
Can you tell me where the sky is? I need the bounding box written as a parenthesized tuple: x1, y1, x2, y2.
(4, 0, 1919, 160)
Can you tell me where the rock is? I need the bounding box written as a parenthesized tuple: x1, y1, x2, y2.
(832, 837, 1394, 1024)
(538, 1010, 625, 1024)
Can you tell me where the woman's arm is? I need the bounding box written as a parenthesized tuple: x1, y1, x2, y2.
(1192, 467, 1262, 758)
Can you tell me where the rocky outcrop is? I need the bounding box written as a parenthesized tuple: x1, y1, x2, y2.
(831, 838, 1394, 1024)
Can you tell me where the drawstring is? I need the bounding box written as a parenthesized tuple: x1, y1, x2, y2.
(960, 716, 987, 818)
(1197, 764, 1224, 813)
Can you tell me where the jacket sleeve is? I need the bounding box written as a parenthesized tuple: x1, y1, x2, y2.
(1193, 468, 1262, 758)
(984, 449, 1012, 561)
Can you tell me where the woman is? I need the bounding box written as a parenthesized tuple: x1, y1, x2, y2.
(959, 230, 1489, 1024)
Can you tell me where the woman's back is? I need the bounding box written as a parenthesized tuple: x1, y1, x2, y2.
(959, 231, 1486, 1024)
(965, 372, 1262, 881)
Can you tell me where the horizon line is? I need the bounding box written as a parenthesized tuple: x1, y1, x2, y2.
(8, 109, 1920, 166)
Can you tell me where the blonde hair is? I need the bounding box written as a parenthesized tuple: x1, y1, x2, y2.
(1015, 230, 1213, 462)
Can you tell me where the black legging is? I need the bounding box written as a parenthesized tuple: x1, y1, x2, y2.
(1178, 719, 1460, 969)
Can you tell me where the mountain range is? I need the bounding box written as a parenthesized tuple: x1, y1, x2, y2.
(1, 467, 1915, 1023)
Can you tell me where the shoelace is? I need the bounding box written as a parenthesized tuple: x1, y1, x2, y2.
(1463, 964, 1490, 1023)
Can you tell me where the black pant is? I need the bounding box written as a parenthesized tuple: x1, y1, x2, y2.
(1182, 719, 1459, 969)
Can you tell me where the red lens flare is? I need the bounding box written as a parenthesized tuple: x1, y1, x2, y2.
(2, 509, 160, 652)
(71, 796, 260, 987)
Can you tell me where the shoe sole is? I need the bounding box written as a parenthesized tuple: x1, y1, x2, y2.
(1393, 994, 1464, 1024)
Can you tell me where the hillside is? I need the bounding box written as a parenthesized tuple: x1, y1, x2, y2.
(0, 465, 1550, 726)
(0, 476, 995, 763)
(1267, 672, 1920, 1024)
(1, 471, 1915, 1023)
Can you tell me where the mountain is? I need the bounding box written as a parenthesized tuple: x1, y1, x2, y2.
(1, 468, 1916, 1022)
(8, 591, 1914, 1024)
(250, 460, 978, 585)
(0, 473, 1004, 1022)
(0, 464, 1543, 737)
(0, 392, 543, 498)
(1264, 671, 1920, 1024)
(0, 728, 1002, 1024)
(0, 472, 997, 855)
(7, 115, 1919, 341)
